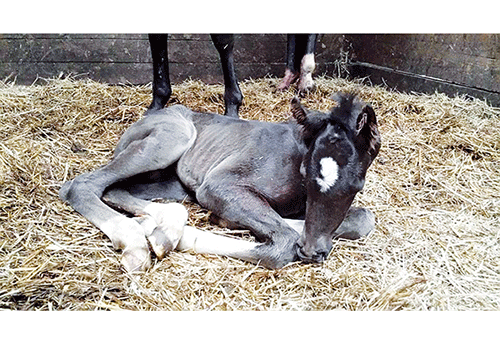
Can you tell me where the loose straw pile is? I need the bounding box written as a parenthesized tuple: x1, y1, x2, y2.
(0, 75, 498, 310)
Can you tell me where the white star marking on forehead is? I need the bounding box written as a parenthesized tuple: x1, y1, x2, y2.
(316, 157, 338, 193)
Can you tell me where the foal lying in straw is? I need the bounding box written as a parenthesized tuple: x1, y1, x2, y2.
(60, 93, 380, 272)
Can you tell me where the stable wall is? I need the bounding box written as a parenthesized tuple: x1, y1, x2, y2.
(346, 34, 500, 106)
(0, 34, 498, 106)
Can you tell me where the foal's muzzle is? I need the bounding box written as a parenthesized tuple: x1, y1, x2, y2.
(296, 244, 329, 264)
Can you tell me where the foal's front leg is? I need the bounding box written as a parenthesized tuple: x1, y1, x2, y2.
(332, 207, 376, 240)
(282, 207, 376, 240)
(196, 173, 300, 269)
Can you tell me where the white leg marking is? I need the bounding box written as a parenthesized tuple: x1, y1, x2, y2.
(177, 226, 258, 259)
(316, 157, 339, 193)
(134, 215, 157, 237)
(100, 216, 151, 272)
(144, 202, 187, 249)
(100, 216, 149, 250)
(299, 53, 316, 92)
(301, 53, 316, 74)
(284, 218, 305, 234)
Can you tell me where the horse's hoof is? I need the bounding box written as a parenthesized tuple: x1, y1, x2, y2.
(121, 247, 151, 272)
(277, 70, 299, 92)
(298, 78, 316, 97)
(147, 228, 175, 260)
(145, 202, 187, 251)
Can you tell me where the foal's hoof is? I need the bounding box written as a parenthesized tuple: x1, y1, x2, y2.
(145, 202, 187, 252)
(147, 228, 175, 260)
(121, 247, 151, 272)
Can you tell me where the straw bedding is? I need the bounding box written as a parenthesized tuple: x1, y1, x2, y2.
(0, 75, 499, 310)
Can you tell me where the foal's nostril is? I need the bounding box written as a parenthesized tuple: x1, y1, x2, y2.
(312, 250, 328, 263)
(297, 245, 328, 263)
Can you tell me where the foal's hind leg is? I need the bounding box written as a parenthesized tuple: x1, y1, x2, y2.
(59, 115, 196, 271)
(103, 189, 188, 259)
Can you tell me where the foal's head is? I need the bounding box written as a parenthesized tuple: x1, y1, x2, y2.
(292, 93, 381, 263)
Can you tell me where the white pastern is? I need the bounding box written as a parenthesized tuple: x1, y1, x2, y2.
(100, 216, 149, 250)
(144, 202, 188, 247)
(284, 218, 305, 234)
(301, 53, 316, 74)
(316, 157, 339, 193)
(100, 216, 151, 272)
(299, 53, 316, 89)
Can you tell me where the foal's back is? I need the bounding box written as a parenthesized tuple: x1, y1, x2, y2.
(178, 109, 305, 185)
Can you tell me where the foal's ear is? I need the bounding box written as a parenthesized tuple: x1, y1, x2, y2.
(356, 104, 381, 157)
(291, 96, 321, 146)
(291, 96, 308, 125)
(356, 104, 371, 133)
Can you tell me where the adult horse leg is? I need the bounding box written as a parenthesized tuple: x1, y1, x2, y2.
(148, 34, 171, 110)
(59, 111, 196, 271)
(297, 34, 317, 96)
(278, 34, 317, 95)
(277, 34, 301, 91)
(210, 34, 243, 118)
(149, 34, 242, 116)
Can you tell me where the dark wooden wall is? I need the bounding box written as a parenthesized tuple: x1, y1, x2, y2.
(1, 33, 499, 106)
(345, 34, 500, 106)
(0, 34, 343, 84)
